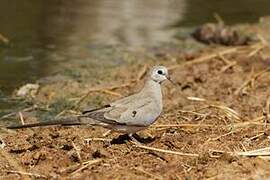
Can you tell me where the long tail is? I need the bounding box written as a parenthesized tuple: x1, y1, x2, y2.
(6, 116, 86, 129)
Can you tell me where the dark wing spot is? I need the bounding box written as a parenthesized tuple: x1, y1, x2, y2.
(132, 111, 137, 117)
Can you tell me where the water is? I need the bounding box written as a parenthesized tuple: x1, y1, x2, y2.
(0, 0, 270, 104)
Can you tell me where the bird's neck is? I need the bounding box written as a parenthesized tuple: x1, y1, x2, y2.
(141, 79, 162, 100)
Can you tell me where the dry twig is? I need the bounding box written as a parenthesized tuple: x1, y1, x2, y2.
(135, 144, 199, 157)
(152, 124, 214, 128)
(70, 159, 102, 176)
(220, 61, 237, 73)
(234, 68, 270, 95)
(248, 34, 268, 57)
(232, 121, 270, 129)
(72, 141, 82, 162)
(218, 54, 238, 73)
(132, 167, 162, 180)
(0, 106, 36, 120)
(168, 47, 238, 70)
(248, 132, 265, 141)
(207, 129, 242, 142)
(18, 112, 25, 125)
(5, 170, 46, 179)
(0, 33, 9, 44)
(187, 96, 241, 122)
(102, 130, 112, 137)
(209, 146, 270, 157)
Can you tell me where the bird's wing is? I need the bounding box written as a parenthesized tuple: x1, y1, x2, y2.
(82, 106, 127, 125)
(109, 98, 159, 126)
(82, 96, 155, 127)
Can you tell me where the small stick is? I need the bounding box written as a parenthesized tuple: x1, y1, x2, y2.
(210, 146, 270, 157)
(55, 109, 67, 118)
(232, 121, 270, 128)
(102, 130, 111, 137)
(239, 142, 247, 152)
(249, 115, 265, 123)
(168, 47, 238, 70)
(248, 44, 265, 57)
(5, 170, 46, 179)
(132, 167, 162, 180)
(152, 124, 215, 128)
(235, 146, 270, 156)
(177, 110, 207, 116)
(18, 112, 25, 125)
(248, 34, 268, 57)
(61, 159, 103, 174)
(207, 130, 240, 142)
(135, 144, 199, 157)
(60, 163, 81, 174)
(257, 34, 268, 45)
(218, 54, 231, 65)
(248, 132, 265, 141)
(0, 33, 9, 44)
(220, 61, 237, 73)
(186, 97, 241, 121)
(72, 141, 82, 162)
(187, 96, 206, 102)
(0, 106, 36, 120)
(153, 121, 270, 131)
(70, 159, 102, 176)
(235, 68, 270, 95)
(210, 104, 241, 121)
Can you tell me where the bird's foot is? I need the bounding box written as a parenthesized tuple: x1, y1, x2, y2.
(128, 133, 142, 146)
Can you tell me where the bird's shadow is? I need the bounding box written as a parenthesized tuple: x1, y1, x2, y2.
(110, 133, 155, 145)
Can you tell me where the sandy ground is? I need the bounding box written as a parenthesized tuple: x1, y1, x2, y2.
(1, 18, 270, 179)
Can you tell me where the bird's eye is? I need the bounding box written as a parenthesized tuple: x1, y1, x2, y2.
(157, 70, 163, 75)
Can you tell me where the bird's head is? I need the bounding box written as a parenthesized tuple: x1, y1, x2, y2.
(149, 66, 172, 84)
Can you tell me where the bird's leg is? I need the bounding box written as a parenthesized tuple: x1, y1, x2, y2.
(128, 133, 142, 145)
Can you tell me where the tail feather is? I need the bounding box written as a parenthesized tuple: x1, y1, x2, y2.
(7, 116, 84, 129)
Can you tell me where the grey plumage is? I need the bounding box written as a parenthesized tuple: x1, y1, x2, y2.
(7, 66, 171, 142)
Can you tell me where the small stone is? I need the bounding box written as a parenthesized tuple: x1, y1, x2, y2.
(16, 83, 39, 98)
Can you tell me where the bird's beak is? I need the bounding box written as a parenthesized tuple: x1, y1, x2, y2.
(166, 75, 175, 85)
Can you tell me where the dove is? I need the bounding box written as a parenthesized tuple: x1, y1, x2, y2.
(7, 66, 172, 143)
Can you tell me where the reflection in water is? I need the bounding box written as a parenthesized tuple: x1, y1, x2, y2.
(0, 0, 186, 94)
(1, 0, 270, 95)
(41, 0, 185, 47)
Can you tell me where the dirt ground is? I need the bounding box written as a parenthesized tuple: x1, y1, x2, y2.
(1, 18, 270, 180)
